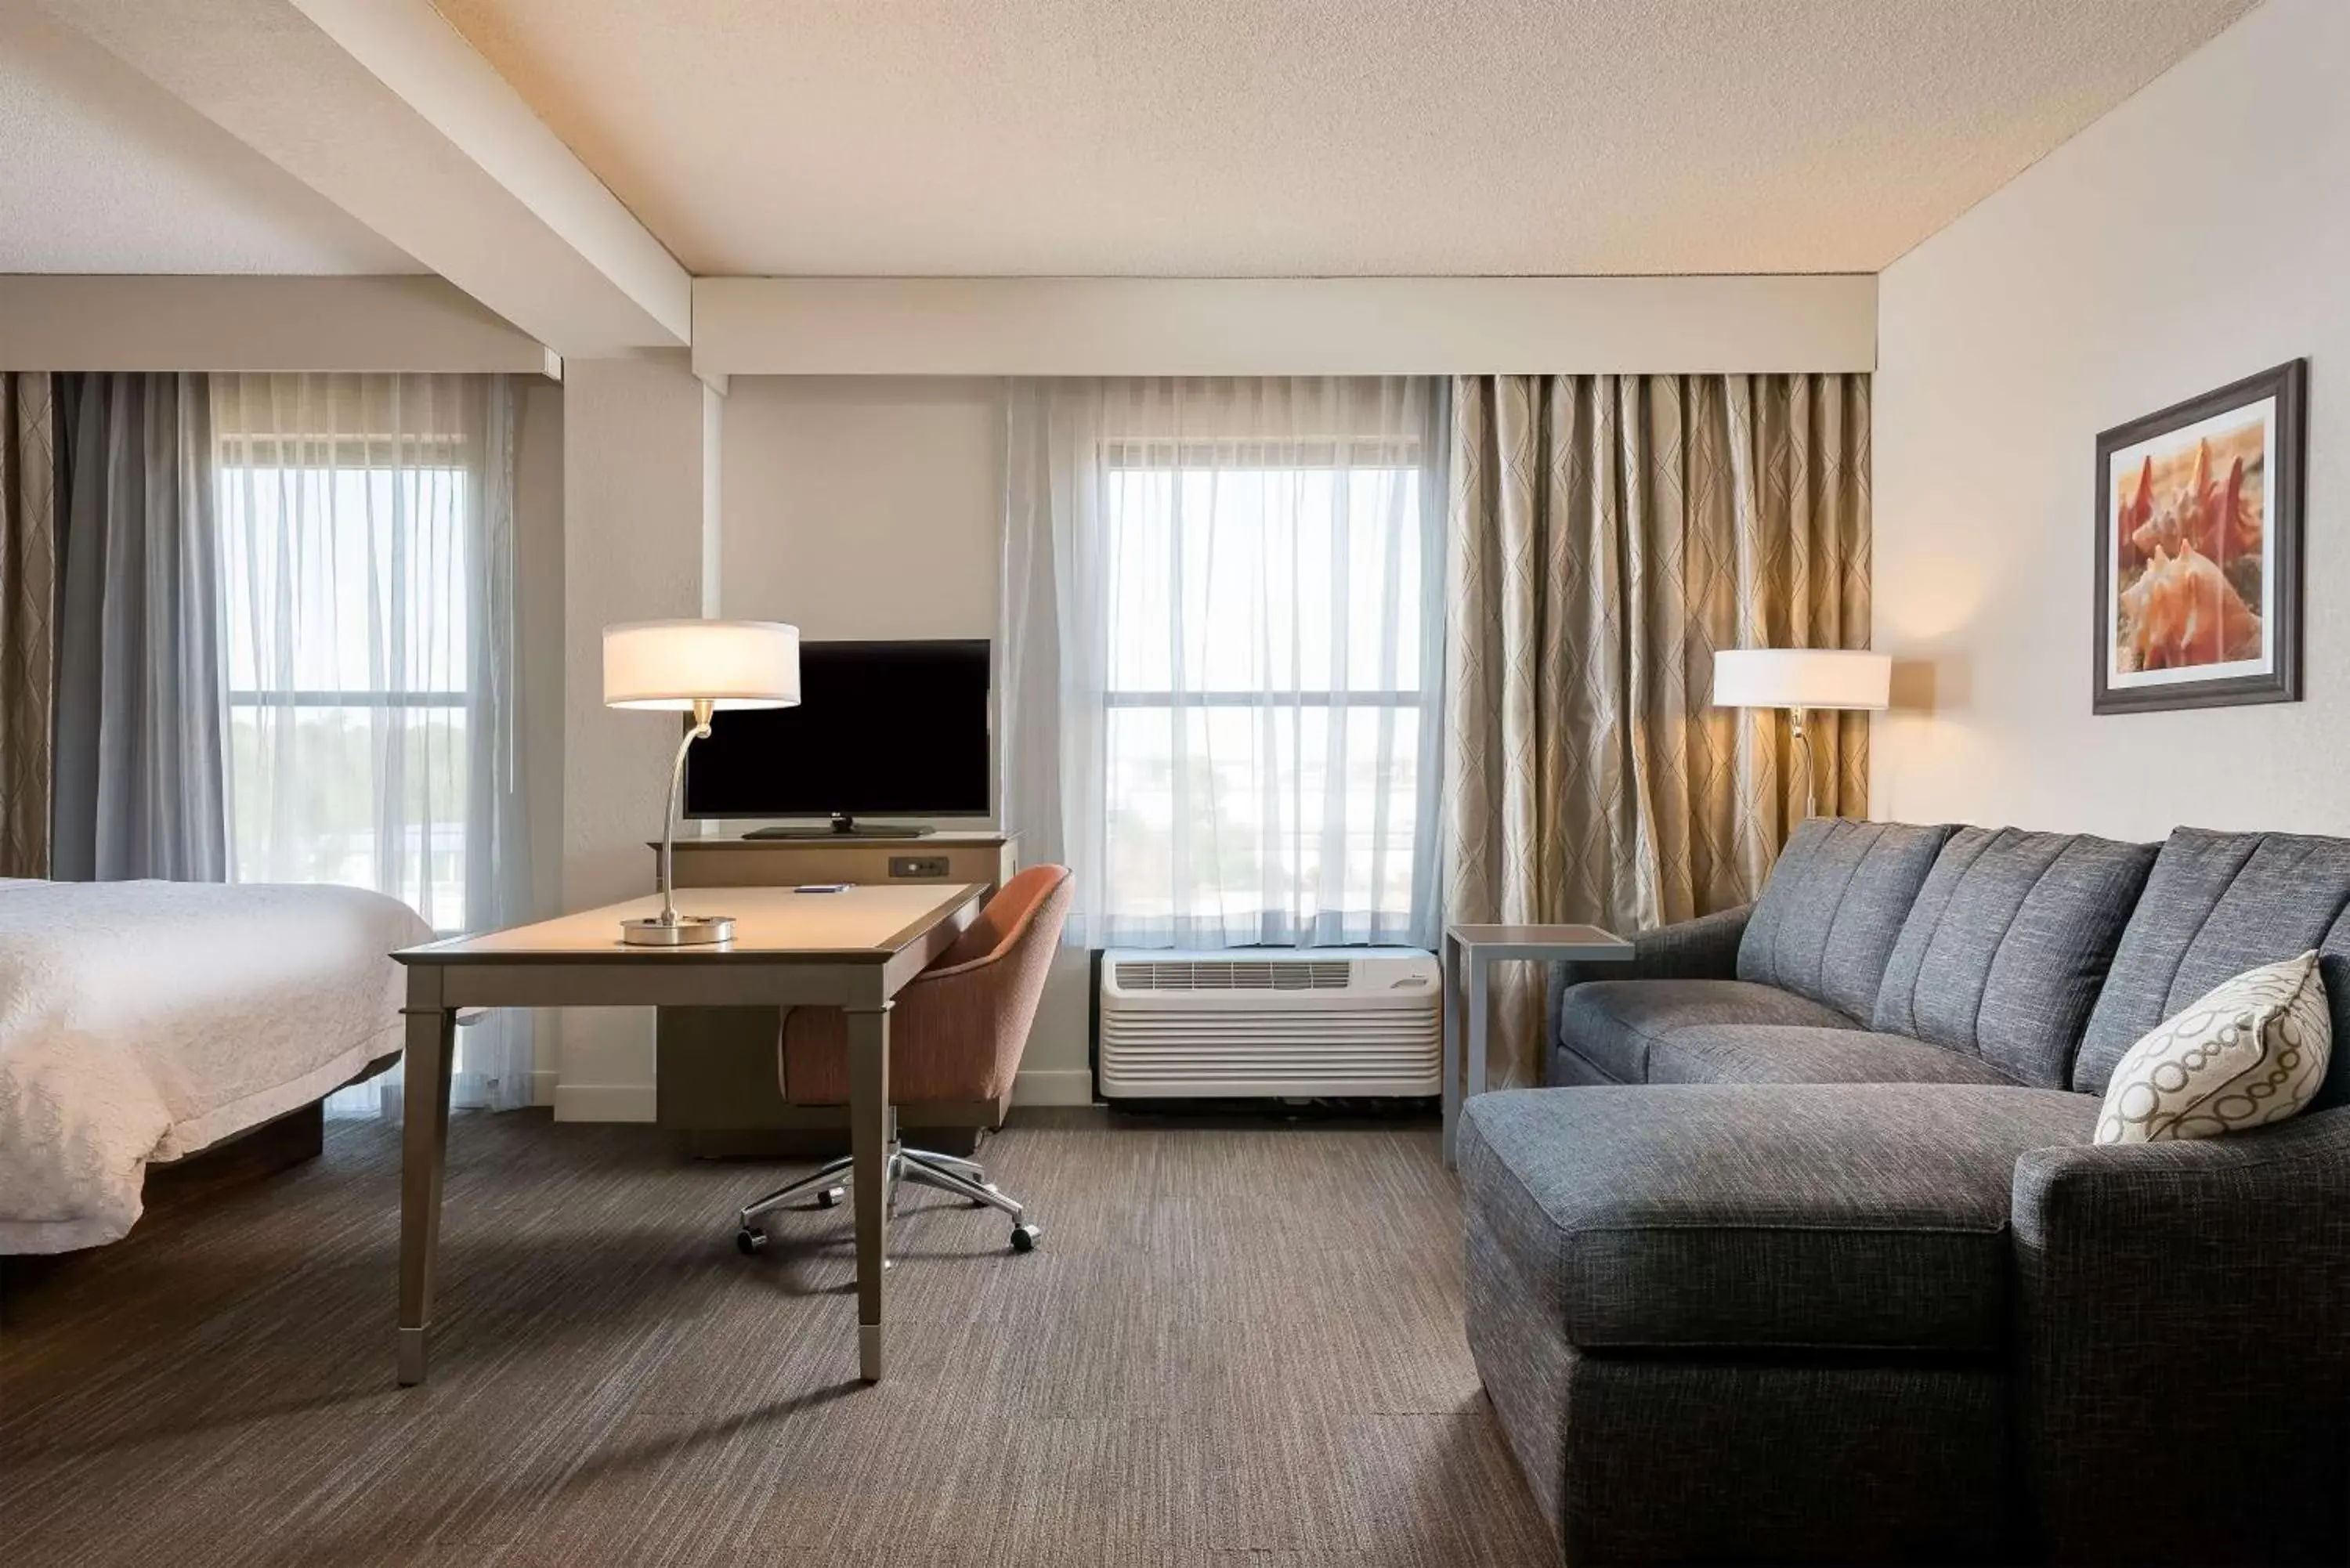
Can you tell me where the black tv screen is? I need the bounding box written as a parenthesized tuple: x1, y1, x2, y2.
(683, 638, 992, 820)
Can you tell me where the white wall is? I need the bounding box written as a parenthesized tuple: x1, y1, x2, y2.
(716, 377, 1095, 1104)
(557, 354, 713, 1118)
(1872, 0, 2348, 840)
(514, 376, 567, 1103)
(719, 377, 1001, 636)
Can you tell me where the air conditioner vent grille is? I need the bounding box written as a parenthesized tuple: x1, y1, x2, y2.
(1098, 947, 1439, 1100)
(1112, 959, 1352, 992)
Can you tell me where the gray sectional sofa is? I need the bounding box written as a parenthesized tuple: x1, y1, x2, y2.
(1459, 820, 2350, 1565)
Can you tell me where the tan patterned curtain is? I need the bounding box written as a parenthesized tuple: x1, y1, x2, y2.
(1444, 373, 1871, 1087)
(0, 371, 56, 879)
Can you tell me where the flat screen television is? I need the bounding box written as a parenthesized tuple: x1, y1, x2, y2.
(682, 638, 991, 836)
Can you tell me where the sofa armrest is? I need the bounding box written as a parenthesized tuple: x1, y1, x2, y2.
(1544, 904, 1750, 1054)
(2011, 1110, 2350, 1563)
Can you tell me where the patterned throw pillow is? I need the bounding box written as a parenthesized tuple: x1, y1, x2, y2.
(2095, 951, 2332, 1144)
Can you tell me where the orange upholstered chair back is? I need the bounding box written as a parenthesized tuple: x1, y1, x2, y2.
(779, 865, 1074, 1107)
(936, 864, 1068, 968)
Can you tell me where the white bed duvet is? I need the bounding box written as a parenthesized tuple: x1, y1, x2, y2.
(0, 879, 430, 1254)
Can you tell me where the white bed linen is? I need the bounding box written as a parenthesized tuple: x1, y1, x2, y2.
(0, 879, 430, 1253)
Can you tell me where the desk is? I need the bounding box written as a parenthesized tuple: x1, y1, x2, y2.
(392, 882, 985, 1387)
(1441, 923, 1632, 1166)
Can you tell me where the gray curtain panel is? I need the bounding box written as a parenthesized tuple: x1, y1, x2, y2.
(0, 372, 58, 879)
(1444, 373, 1872, 1087)
(52, 373, 228, 883)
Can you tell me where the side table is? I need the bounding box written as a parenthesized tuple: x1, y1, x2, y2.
(1442, 923, 1633, 1165)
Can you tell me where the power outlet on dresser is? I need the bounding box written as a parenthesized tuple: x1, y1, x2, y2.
(888, 855, 952, 880)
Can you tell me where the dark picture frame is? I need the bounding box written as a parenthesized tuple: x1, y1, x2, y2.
(2093, 359, 2307, 714)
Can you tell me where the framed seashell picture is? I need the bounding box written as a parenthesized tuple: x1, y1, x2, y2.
(2094, 358, 2307, 714)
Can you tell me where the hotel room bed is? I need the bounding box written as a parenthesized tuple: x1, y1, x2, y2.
(0, 878, 430, 1254)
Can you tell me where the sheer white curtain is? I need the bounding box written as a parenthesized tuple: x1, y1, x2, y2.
(212, 373, 531, 1115)
(1002, 377, 1446, 950)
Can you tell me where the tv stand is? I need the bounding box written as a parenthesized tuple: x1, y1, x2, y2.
(745, 815, 936, 840)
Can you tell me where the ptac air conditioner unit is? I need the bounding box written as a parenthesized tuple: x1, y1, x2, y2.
(1097, 948, 1441, 1100)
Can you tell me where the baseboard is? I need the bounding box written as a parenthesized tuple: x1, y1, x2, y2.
(530, 1068, 561, 1107)
(1011, 1068, 1097, 1107)
(552, 1082, 657, 1122)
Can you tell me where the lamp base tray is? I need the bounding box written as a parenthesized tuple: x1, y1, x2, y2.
(620, 914, 735, 947)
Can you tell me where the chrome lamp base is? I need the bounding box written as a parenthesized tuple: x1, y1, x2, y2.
(624, 696, 734, 949)
(620, 913, 735, 947)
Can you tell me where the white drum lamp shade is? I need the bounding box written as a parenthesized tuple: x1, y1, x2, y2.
(1711, 649, 1890, 713)
(1712, 648, 1889, 822)
(603, 619, 801, 710)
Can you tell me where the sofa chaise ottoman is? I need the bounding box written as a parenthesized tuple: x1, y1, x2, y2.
(1460, 821, 2350, 1564)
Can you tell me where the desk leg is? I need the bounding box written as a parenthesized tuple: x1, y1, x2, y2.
(1466, 951, 1491, 1137)
(1441, 931, 1463, 1168)
(397, 1003, 457, 1386)
(848, 1003, 891, 1383)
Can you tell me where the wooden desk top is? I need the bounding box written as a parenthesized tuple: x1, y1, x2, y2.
(396, 883, 987, 966)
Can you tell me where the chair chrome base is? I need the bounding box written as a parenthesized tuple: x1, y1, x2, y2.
(735, 1140, 1039, 1256)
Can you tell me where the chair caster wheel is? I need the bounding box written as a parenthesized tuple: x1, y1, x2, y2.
(736, 1227, 768, 1255)
(1009, 1223, 1041, 1253)
(815, 1186, 844, 1209)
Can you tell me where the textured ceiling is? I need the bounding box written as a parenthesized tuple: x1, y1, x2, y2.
(0, 4, 420, 275)
(430, 0, 2256, 277)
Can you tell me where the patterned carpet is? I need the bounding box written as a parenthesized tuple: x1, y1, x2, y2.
(0, 1108, 1556, 1566)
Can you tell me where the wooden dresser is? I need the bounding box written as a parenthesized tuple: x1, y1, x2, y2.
(654, 832, 1019, 1154)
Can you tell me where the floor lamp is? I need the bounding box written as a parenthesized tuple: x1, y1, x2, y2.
(1712, 648, 1891, 819)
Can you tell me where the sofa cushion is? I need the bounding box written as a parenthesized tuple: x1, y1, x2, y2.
(2094, 950, 2333, 1143)
(2076, 829, 2350, 1103)
(1458, 1084, 2097, 1352)
(1871, 827, 2157, 1088)
(1737, 818, 1958, 1021)
(1554, 978, 1859, 1084)
(1649, 1024, 2021, 1086)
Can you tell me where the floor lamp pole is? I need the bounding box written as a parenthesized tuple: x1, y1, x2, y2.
(1790, 706, 1816, 821)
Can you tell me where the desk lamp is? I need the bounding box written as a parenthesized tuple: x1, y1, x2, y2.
(603, 619, 800, 945)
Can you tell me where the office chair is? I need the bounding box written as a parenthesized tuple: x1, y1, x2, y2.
(735, 864, 1073, 1256)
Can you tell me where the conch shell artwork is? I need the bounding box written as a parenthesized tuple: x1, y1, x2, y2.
(2118, 542, 2261, 670)
(2095, 361, 2301, 714)
(2110, 428, 2266, 675)
(2115, 437, 2261, 574)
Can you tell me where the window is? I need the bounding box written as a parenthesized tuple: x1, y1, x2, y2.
(218, 453, 475, 930)
(1000, 377, 1444, 952)
(208, 371, 530, 1116)
(1094, 436, 1436, 946)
